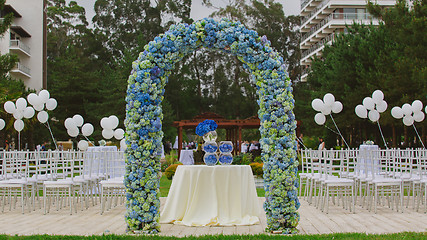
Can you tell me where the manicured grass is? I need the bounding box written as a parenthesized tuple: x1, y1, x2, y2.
(0, 232, 425, 239)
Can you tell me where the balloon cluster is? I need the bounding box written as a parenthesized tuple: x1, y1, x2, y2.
(100, 115, 126, 149)
(355, 90, 387, 122)
(391, 100, 425, 126)
(311, 93, 343, 125)
(3, 89, 57, 132)
(64, 114, 94, 151)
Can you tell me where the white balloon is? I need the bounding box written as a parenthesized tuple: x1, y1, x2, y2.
(355, 105, 368, 119)
(38, 90, 50, 104)
(37, 111, 49, 123)
(372, 90, 384, 104)
(14, 119, 24, 132)
(102, 129, 114, 139)
(67, 127, 79, 137)
(4, 101, 16, 114)
(368, 110, 380, 122)
(64, 117, 77, 130)
(411, 100, 423, 112)
(413, 111, 425, 123)
(403, 115, 414, 126)
(114, 128, 125, 140)
(321, 105, 331, 115)
(78, 140, 89, 151)
(33, 103, 44, 112)
(13, 110, 23, 120)
(100, 117, 112, 130)
(425, 105, 427, 114)
(16, 98, 27, 110)
(120, 139, 127, 150)
(391, 107, 404, 119)
(323, 93, 335, 107)
(376, 100, 388, 113)
(32, 95, 43, 106)
(81, 123, 94, 136)
(45, 98, 57, 111)
(73, 114, 84, 127)
(0, 119, 5, 130)
(314, 113, 326, 125)
(23, 107, 35, 119)
(402, 103, 413, 116)
(331, 101, 343, 114)
(27, 93, 38, 105)
(311, 98, 324, 112)
(109, 115, 119, 129)
(362, 97, 375, 110)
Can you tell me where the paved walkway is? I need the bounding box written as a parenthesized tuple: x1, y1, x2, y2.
(0, 198, 426, 236)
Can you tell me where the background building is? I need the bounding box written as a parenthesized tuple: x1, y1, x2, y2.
(0, 0, 46, 90)
(299, 0, 396, 82)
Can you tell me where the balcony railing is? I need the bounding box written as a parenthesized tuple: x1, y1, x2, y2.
(301, 0, 330, 25)
(12, 62, 31, 76)
(301, 13, 373, 42)
(301, 0, 311, 9)
(9, 40, 31, 56)
(301, 33, 335, 59)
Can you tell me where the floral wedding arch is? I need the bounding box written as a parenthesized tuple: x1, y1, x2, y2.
(124, 18, 299, 234)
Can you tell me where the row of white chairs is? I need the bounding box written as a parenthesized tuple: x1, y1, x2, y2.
(0, 150, 125, 214)
(299, 148, 427, 214)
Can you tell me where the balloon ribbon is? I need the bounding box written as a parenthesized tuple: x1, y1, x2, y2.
(329, 114, 350, 149)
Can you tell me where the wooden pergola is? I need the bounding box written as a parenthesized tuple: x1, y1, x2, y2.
(173, 112, 260, 158)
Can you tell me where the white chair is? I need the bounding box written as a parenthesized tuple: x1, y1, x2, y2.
(43, 151, 76, 214)
(318, 149, 355, 213)
(366, 149, 403, 213)
(0, 151, 35, 213)
(298, 149, 310, 197)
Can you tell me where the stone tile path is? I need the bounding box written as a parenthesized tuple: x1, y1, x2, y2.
(0, 198, 425, 236)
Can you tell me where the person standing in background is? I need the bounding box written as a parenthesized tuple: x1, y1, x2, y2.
(318, 137, 325, 150)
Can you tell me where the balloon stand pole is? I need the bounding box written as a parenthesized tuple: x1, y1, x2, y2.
(296, 137, 307, 150)
(18, 132, 20, 151)
(82, 135, 95, 147)
(412, 124, 426, 149)
(377, 121, 388, 149)
(324, 125, 339, 135)
(45, 121, 58, 150)
(329, 115, 350, 149)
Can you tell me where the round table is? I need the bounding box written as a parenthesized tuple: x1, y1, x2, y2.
(160, 165, 261, 226)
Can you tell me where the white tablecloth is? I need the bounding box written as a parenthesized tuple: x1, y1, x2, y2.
(160, 165, 261, 226)
(357, 144, 379, 173)
(179, 150, 194, 165)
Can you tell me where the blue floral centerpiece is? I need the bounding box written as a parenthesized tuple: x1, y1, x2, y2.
(125, 18, 299, 234)
(218, 141, 233, 165)
(219, 153, 233, 165)
(197, 119, 219, 165)
(202, 141, 218, 153)
(204, 152, 218, 166)
(196, 119, 218, 142)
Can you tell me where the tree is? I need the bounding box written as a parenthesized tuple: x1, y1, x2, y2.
(307, 0, 427, 147)
(0, 0, 27, 148)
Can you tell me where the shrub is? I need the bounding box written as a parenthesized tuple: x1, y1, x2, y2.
(249, 162, 264, 178)
(254, 155, 262, 163)
(242, 152, 253, 165)
(161, 162, 169, 172)
(165, 153, 178, 166)
(164, 163, 183, 180)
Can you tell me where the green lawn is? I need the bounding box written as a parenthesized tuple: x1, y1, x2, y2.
(0, 232, 425, 239)
(160, 174, 265, 197)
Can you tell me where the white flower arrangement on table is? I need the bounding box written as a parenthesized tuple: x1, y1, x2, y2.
(364, 140, 374, 145)
(125, 18, 299, 234)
